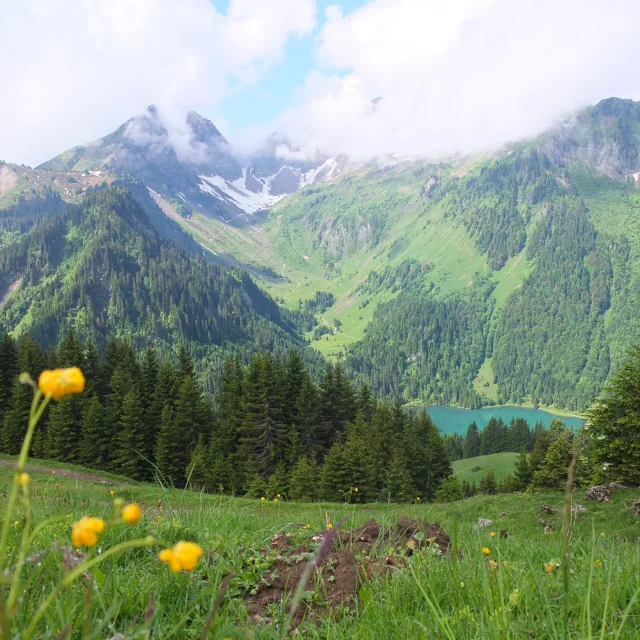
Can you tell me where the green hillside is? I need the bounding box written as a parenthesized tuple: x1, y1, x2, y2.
(0, 187, 319, 386)
(2, 456, 640, 638)
(15, 98, 640, 411)
(453, 452, 520, 483)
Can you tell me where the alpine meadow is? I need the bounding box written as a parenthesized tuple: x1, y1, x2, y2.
(2, 1, 640, 637)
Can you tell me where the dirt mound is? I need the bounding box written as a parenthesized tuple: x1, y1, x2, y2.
(245, 517, 450, 624)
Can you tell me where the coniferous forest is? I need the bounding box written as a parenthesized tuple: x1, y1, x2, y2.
(0, 331, 452, 502)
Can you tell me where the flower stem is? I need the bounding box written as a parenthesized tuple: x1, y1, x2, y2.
(23, 537, 155, 639)
(0, 391, 49, 573)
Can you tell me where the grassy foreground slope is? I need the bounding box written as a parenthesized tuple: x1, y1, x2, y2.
(452, 452, 519, 483)
(3, 457, 640, 638)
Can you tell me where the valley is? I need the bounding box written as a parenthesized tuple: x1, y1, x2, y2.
(1, 98, 640, 414)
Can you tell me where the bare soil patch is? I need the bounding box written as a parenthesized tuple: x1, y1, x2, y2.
(245, 517, 450, 624)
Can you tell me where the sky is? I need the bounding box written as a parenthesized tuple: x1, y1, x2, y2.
(1, 0, 640, 166)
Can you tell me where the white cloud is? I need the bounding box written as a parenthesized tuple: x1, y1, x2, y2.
(276, 0, 640, 161)
(0, 0, 315, 166)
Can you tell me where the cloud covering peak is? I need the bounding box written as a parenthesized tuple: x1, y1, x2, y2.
(275, 0, 640, 161)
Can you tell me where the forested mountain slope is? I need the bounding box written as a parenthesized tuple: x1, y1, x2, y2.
(261, 98, 640, 411)
(0, 187, 318, 390)
(4, 97, 640, 411)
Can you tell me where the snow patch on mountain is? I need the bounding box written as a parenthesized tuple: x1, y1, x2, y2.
(198, 169, 288, 214)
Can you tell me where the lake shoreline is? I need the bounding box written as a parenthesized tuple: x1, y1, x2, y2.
(425, 403, 585, 420)
(415, 404, 585, 436)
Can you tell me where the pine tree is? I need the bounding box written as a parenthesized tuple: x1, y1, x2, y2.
(113, 390, 146, 479)
(463, 422, 481, 458)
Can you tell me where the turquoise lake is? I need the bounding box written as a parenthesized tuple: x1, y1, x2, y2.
(420, 405, 584, 436)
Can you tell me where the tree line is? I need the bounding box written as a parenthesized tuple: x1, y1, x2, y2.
(0, 330, 453, 502)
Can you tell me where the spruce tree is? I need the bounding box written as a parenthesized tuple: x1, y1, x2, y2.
(435, 475, 464, 502)
(514, 448, 533, 490)
(0, 333, 19, 416)
(382, 447, 415, 503)
(78, 394, 108, 468)
(141, 343, 161, 463)
(288, 455, 320, 501)
(46, 395, 79, 462)
(170, 375, 204, 485)
(1, 380, 32, 455)
(113, 391, 146, 479)
(186, 434, 208, 490)
(319, 442, 350, 501)
(155, 405, 182, 486)
(531, 431, 575, 489)
(479, 471, 498, 494)
(463, 422, 481, 458)
(240, 353, 285, 480)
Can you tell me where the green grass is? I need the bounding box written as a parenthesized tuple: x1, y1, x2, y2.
(3, 457, 640, 638)
(453, 453, 520, 483)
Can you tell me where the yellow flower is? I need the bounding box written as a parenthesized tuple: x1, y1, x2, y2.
(328, 523, 333, 529)
(482, 547, 491, 555)
(159, 541, 203, 572)
(18, 472, 30, 487)
(277, 494, 281, 498)
(38, 367, 85, 400)
(260, 497, 266, 502)
(51, 470, 56, 475)
(416, 497, 421, 501)
(594, 559, 603, 567)
(600, 532, 606, 538)
(304, 524, 311, 529)
(490, 531, 496, 537)
(354, 487, 359, 492)
(488, 559, 498, 568)
(502, 560, 509, 567)
(122, 503, 142, 525)
(544, 559, 560, 573)
(72, 516, 105, 548)
(110, 490, 115, 496)
(273, 498, 278, 503)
